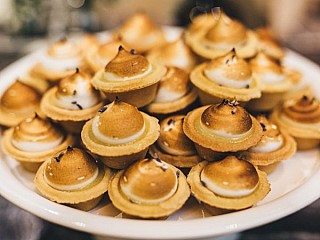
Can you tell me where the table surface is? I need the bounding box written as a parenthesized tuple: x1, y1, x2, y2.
(0, 53, 319, 240)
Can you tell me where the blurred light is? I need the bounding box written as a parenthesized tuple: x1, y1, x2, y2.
(67, 0, 85, 9)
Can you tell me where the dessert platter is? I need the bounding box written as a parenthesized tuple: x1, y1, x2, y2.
(0, 11, 320, 240)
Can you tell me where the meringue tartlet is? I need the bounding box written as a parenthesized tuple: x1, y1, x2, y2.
(183, 99, 263, 161)
(108, 158, 190, 219)
(0, 81, 41, 127)
(40, 68, 103, 133)
(31, 38, 84, 82)
(147, 38, 197, 72)
(91, 46, 166, 108)
(1, 114, 74, 172)
(271, 95, 320, 150)
(186, 11, 258, 59)
(81, 99, 160, 169)
(190, 49, 261, 105)
(246, 52, 293, 111)
(239, 115, 297, 174)
(150, 115, 202, 168)
(146, 66, 198, 114)
(187, 156, 270, 211)
(34, 147, 113, 211)
(117, 12, 166, 53)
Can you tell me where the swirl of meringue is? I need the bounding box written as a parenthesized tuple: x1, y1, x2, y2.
(249, 116, 284, 153)
(200, 99, 253, 138)
(55, 69, 100, 110)
(44, 147, 99, 191)
(204, 49, 253, 88)
(41, 39, 82, 72)
(157, 115, 197, 156)
(153, 67, 191, 103)
(250, 52, 285, 84)
(91, 100, 145, 145)
(119, 158, 178, 204)
(11, 115, 64, 152)
(104, 46, 152, 81)
(200, 156, 259, 197)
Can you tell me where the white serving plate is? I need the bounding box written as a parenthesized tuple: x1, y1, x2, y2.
(0, 27, 320, 240)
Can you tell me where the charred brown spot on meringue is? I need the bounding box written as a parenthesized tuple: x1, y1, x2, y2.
(104, 46, 150, 78)
(206, 49, 252, 81)
(250, 52, 283, 74)
(119, 158, 177, 203)
(12, 114, 63, 143)
(159, 67, 191, 94)
(201, 156, 259, 192)
(201, 99, 252, 135)
(97, 100, 144, 139)
(283, 95, 320, 124)
(205, 12, 247, 45)
(45, 148, 98, 186)
(1, 81, 40, 113)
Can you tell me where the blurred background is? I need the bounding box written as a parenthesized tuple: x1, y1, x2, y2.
(0, 0, 319, 240)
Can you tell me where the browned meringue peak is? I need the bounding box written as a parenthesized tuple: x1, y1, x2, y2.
(95, 99, 144, 140)
(44, 147, 98, 189)
(47, 38, 80, 58)
(75, 34, 99, 53)
(157, 115, 197, 156)
(12, 114, 63, 145)
(201, 99, 252, 135)
(250, 52, 283, 75)
(104, 46, 150, 79)
(256, 115, 281, 137)
(204, 49, 252, 88)
(119, 158, 178, 204)
(154, 66, 190, 103)
(187, 13, 217, 35)
(205, 12, 247, 45)
(97, 40, 122, 62)
(0, 81, 40, 114)
(118, 12, 166, 52)
(147, 38, 196, 71)
(200, 156, 259, 197)
(283, 95, 320, 124)
(256, 27, 284, 59)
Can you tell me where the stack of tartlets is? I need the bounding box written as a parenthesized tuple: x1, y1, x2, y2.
(1, 10, 314, 220)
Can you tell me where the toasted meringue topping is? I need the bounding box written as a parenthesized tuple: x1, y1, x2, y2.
(154, 67, 190, 103)
(250, 52, 285, 83)
(119, 158, 178, 204)
(256, 27, 284, 59)
(188, 13, 217, 35)
(96, 40, 122, 66)
(249, 116, 283, 153)
(1, 81, 40, 114)
(42, 39, 82, 71)
(204, 49, 253, 88)
(44, 147, 99, 191)
(200, 100, 253, 136)
(200, 156, 259, 197)
(104, 46, 152, 81)
(205, 12, 247, 47)
(75, 34, 99, 53)
(92, 100, 145, 145)
(283, 96, 320, 124)
(157, 115, 197, 156)
(12, 114, 64, 152)
(55, 69, 100, 110)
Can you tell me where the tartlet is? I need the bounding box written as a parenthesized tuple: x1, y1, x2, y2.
(183, 99, 263, 161)
(1, 114, 74, 172)
(147, 38, 197, 72)
(0, 81, 41, 127)
(190, 49, 261, 105)
(186, 11, 258, 59)
(108, 158, 190, 219)
(31, 38, 83, 82)
(81, 99, 160, 169)
(34, 146, 113, 211)
(150, 115, 202, 168)
(116, 12, 166, 53)
(271, 95, 320, 150)
(91, 46, 166, 108)
(146, 66, 198, 115)
(246, 52, 293, 111)
(239, 115, 297, 174)
(187, 156, 270, 211)
(40, 69, 103, 133)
